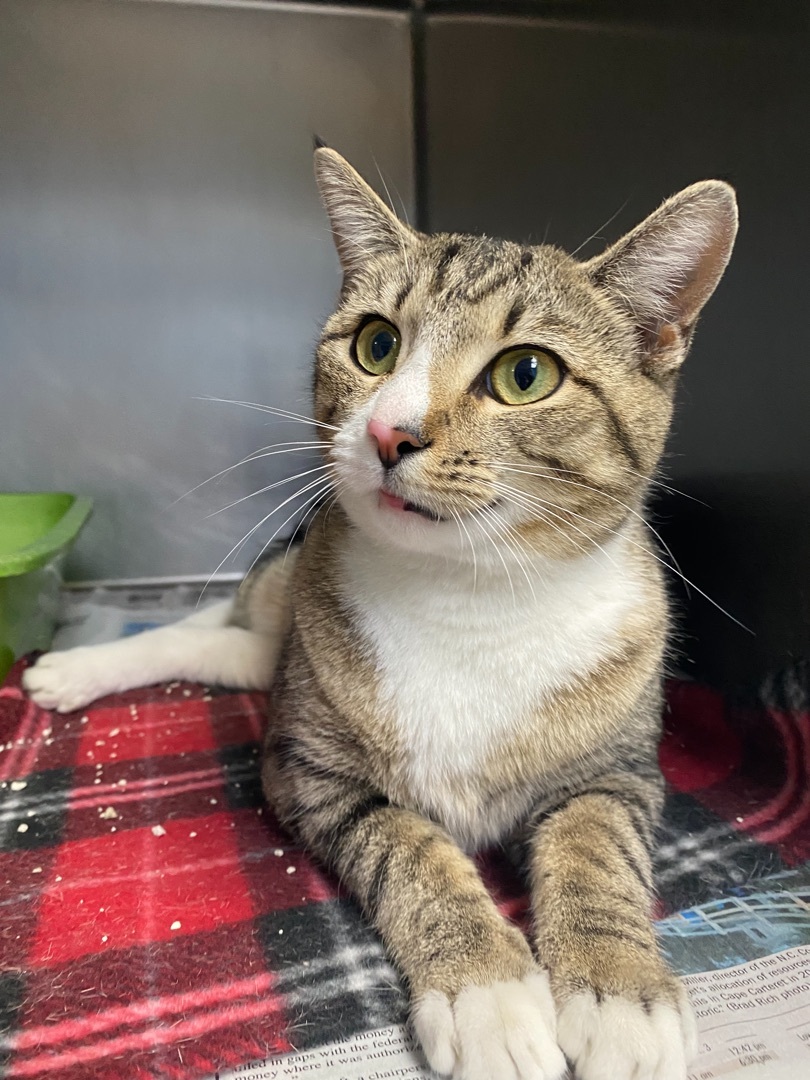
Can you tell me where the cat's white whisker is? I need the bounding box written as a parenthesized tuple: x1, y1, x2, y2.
(499, 516, 548, 594)
(206, 462, 336, 518)
(475, 501, 539, 602)
(196, 395, 339, 432)
(197, 473, 334, 605)
(488, 460, 685, 575)
(624, 468, 711, 507)
(246, 476, 337, 579)
(496, 480, 693, 598)
(488, 467, 751, 632)
(230, 475, 334, 561)
(463, 498, 517, 604)
(490, 481, 622, 573)
(300, 482, 345, 552)
(489, 485, 593, 567)
(321, 486, 345, 532)
(450, 508, 478, 594)
(172, 442, 325, 505)
(282, 485, 333, 564)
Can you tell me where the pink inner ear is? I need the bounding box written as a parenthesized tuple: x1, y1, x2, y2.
(587, 181, 737, 346)
(636, 321, 685, 378)
(656, 324, 680, 350)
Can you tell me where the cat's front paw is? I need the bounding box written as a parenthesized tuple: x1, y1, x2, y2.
(23, 648, 113, 713)
(556, 981, 697, 1080)
(412, 971, 567, 1080)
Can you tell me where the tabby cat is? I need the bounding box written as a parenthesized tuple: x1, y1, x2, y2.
(24, 146, 738, 1080)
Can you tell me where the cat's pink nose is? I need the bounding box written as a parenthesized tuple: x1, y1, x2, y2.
(367, 419, 426, 468)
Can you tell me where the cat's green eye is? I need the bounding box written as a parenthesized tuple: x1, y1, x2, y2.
(487, 347, 563, 406)
(354, 318, 401, 376)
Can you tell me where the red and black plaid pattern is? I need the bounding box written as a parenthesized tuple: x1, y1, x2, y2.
(1, 658, 809, 1079)
(656, 667, 810, 911)
(0, 663, 405, 1079)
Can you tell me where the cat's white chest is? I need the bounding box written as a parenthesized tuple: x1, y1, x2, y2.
(341, 533, 641, 847)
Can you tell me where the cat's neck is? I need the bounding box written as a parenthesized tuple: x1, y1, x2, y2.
(335, 509, 645, 625)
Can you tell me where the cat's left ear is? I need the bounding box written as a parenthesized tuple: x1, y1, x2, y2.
(314, 145, 418, 278)
(585, 180, 738, 376)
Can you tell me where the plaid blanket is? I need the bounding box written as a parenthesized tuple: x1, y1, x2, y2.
(1, 657, 808, 1079)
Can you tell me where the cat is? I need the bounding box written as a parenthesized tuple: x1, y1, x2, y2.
(24, 145, 738, 1080)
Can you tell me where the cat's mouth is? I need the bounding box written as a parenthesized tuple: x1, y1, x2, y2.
(379, 489, 444, 523)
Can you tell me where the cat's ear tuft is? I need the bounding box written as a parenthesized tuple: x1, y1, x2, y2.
(314, 147, 416, 276)
(586, 181, 738, 374)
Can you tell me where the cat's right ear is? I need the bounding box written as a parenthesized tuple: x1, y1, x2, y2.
(585, 180, 738, 376)
(314, 146, 417, 277)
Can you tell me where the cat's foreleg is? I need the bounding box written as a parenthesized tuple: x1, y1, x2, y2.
(23, 599, 280, 713)
(265, 747, 566, 1080)
(528, 772, 697, 1080)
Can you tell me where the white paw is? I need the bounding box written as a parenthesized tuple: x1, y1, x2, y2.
(557, 987, 698, 1080)
(413, 972, 567, 1080)
(22, 648, 116, 713)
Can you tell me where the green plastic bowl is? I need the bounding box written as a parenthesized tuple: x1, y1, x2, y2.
(0, 493, 93, 682)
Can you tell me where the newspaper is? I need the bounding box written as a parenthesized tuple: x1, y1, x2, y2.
(682, 947, 810, 1078)
(217, 945, 810, 1080)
